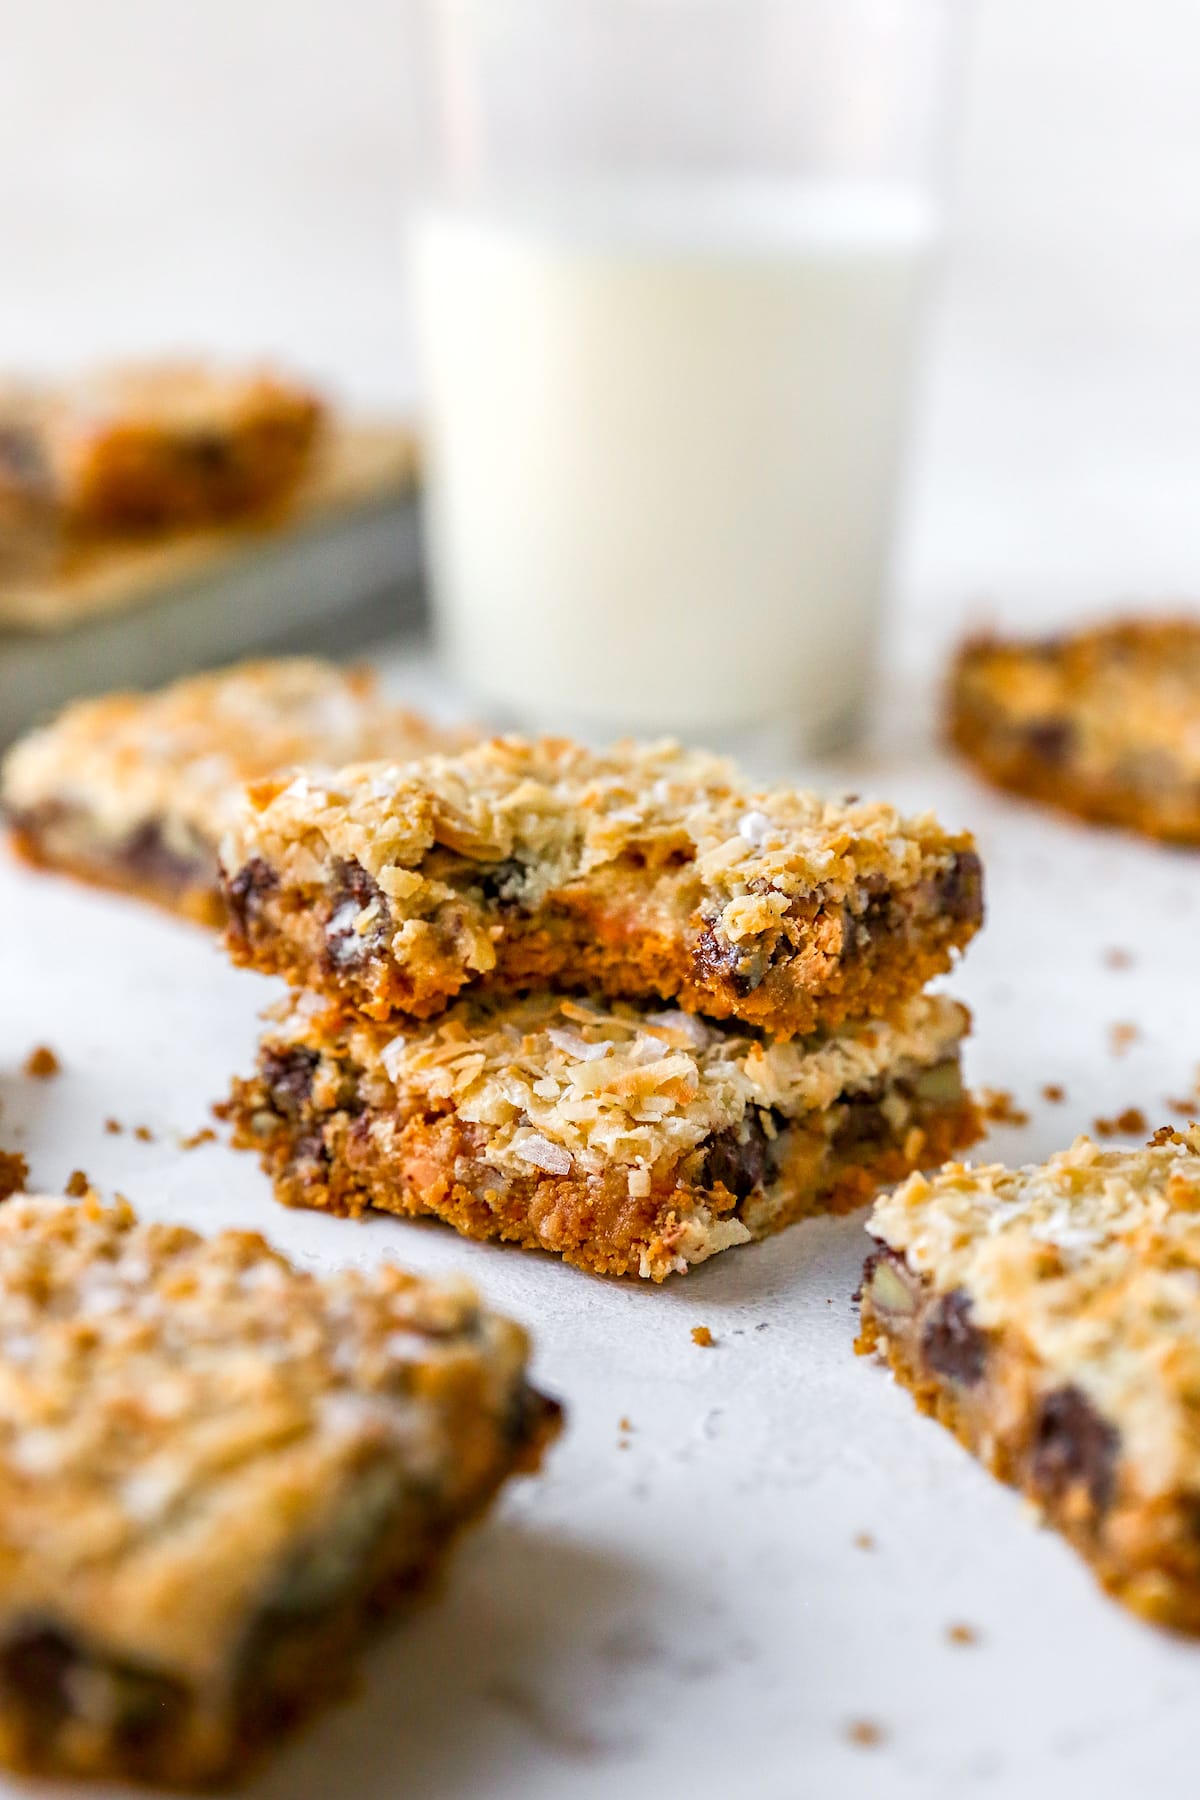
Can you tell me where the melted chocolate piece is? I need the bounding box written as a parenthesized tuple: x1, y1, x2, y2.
(122, 820, 209, 894)
(691, 924, 769, 996)
(0, 1625, 185, 1756)
(704, 1110, 774, 1199)
(1024, 719, 1074, 765)
(472, 858, 528, 909)
(1030, 1384, 1119, 1516)
(326, 859, 390, 964)
(226, 856, 279, 932)
(921, 1289, 987, 1387)
(936, 851, 984, 927)
(261, 1048, 319, 1119)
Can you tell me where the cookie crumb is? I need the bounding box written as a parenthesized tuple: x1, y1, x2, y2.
(0, 1152, 28, 1202)
(65, 1170, 91, 1198)
(22, 1045, 60, 1080)
(1094, 1107, 1148, 1139)
(1109, 1022, 1139, 1058)
(853, 1532, 875, 1551)
(691, 1325, 716, 1348)
(946, 1622, 979, 1646)
(618, 1416, 633, 1433)
(1041, 1083, 1066, 1104)
(133, 1125, 154, 1144)
(104, 1118, 123, 1136)
(1103, 947, 1134, 971)
(180, 1127, 217, 1151)
(846, 1719, 885, 1749)
(979, 1089, 1030, 1128)
(1168, 1098, 1197, 1118)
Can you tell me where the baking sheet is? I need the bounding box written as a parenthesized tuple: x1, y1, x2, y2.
(1, 648, 1197, 1800)
(0, 426, 428, 744)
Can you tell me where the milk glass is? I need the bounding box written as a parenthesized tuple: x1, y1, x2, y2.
(410, 0, 961, 749)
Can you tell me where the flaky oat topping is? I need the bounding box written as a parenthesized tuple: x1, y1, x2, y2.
(2, 658, 468, 850)
(0, 1194, 530, 1680)
(227, 734, 969, 948)
(870, 1129, 1200, 1494)
(275, 990, 969, 1183)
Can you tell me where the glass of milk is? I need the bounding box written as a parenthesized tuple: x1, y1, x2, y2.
(410, 0, 961, 750)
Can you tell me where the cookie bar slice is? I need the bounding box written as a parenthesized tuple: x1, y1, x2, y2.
(0, 1192, 558, 1783)
(221, 736, 983, 1037)
(0, 362, 323, 537)
(949, 617, 1200, 843)
(3, 658, 469, 925)
(859, 1127, 1200, 1632)
(228, 990, 979, 1280)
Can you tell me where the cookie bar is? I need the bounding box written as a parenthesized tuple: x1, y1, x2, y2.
(0, 362, 323, 540)
(0, 1192, 558, 1783)
(221, 737, 983, 1037)
(228, 990, 979, 1280)
(3, 659, 469, 925)
(859, 1127, 1200, 1633)
(949, 618, 1200, 843)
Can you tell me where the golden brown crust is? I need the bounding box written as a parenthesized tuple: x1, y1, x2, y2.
(221, 737, 983, 1037)
(0, 1193, 558, 1784)
(0, 363, 324, 533)
(948, 618, 1200, 843)
(228, 991, 980, 1279)
(3, 659, 472, 925)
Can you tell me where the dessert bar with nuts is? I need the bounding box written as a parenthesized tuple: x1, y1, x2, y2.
(948, 617, 1200, 843)
(0, 362, 323, 553)
(859, 1126, 1200, 1633)
(0, 1192, 558, 1783)
(3, 658, 469, 925)
(229, 990, 979, 1280)
(221, 736, 983, 1038)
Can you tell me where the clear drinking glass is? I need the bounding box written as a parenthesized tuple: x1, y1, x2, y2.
(409, 0, 962, 749)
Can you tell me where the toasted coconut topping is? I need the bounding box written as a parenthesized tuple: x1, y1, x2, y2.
(271, 990, 970, 1183)
(224, 735, 973, 951)
(2, 658, 470, 848)
(869, 1127, 1200, 1496)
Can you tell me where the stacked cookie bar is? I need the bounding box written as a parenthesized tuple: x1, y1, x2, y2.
(222, 736, 985, 1278)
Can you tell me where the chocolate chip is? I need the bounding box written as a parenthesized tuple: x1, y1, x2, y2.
(835, 1090, 889, 1152)
(226, 856, 279, 931)
(293, 1130, 330, 1169)
(704, 1110, 774, 1199)
(937, 851, 984, 927)
(691, 924, 769, 996)
(332, 857, 383, 910)
(1030, 1384, 1119, 1516)
(261, 1047, 319, 1118)
(179, 430, 233, 474)
(0, 424, 49, 490)
(0, 1626, 74, 1720)
(122, 820, 207, 892)
(473, 858, 528, 908)
(921, 1289, 987, 1386)
(1024, 719, 1074, 764)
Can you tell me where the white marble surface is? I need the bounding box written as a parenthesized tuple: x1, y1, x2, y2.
(3, 650, 1200, 1799)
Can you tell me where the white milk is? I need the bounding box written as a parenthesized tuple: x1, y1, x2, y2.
(411, 182, 937, 742)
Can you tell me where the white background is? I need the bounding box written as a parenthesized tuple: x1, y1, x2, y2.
(2, 0, 1198, 635)
(3, 6, 1200, 1797)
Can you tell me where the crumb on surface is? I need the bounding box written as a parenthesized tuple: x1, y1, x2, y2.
(1104, 947, 1134, 970)
(1094, 1107, 1149, 1139)
(853, 1532, 875, 1551)
(180, 1127, 217, 1150)
(979, 1088, 1030, 1128)
(846, 1719, 885, 1749)
(691, 1326, 716, 1348)
(1041, 1083, 1066, 1104)
(1110, 1022, 1139, 1058)
(65, 1170, 91, 1198)
(0, 1152, 27, 1201)
(104, 1118, 123, 1135)
(22, 1045, 60, 1080)
(618, 1416, 633, 1433)
(133, 1125, 154, 1143)
(946, 1622, 979, 1646)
